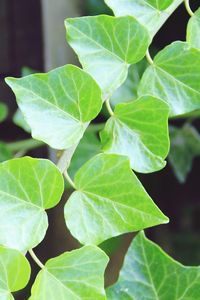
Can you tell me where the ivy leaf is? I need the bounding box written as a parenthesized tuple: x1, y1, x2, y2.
(138, 41, 200, 117)
(65, 15, 150, 98)
(0, 102, 8, 123)
(0, 157, 64, 252)
(0, 246, 31, 300)
(29, 246, 109, 300)
(169, 124, 200, 183)
(111, 59, 148, 107)
(5, 65, 102, 149)
(13, 109, 31, 133)
(105, 0, 183, 37)
(187, 8, 200, 50)
(107, 231, 200, 300)
(100, 96, 169, 173)
(64, 154, 168, 245)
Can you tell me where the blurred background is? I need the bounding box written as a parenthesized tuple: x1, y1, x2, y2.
(0, 0, 200, 298)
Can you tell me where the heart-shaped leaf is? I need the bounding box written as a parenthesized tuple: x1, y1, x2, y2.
(65, 15, 150, 98)
(29, 246, 109, 300)
(138, 41, 200, 117)
(169, 124, 200, 183)
(187, 8, 200, 50)
(5, 65, 102, 149)
(105, 0, 183, 37)
(0, 246, 31, 300)
(100, 96, 170, 173)
(0, 157, 64, 252)
(64, 154, 168, 245)
(107, 231, 200, 300)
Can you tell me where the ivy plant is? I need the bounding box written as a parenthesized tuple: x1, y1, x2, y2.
(0, 0, 199, 298)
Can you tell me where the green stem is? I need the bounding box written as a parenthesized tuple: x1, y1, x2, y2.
(29, 249, 45, 269)
(184, 0, 194, 16)
(88, 123, 105, 132)
(64, 170, 76, 189)
(146, 49, 154, 65)
(7, 139, 44, 152)
(105, 99, 114, 116)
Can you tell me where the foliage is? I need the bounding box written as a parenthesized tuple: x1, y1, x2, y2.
(0, 0, 199, 298)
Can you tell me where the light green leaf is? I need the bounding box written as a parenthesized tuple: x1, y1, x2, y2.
(65, 154, 168, 245)
(0, 102, 8, 123)
(5, 65, 102, 149)
(65, 15, 150, 98)
(169, 124, 200, 183)
(68, 130, 101, 179)
(100, 96, 169, 173)
(187, 8, 200, 50)
(13, 109, 31, 133)
(105, 0, 183, 37)
(107, 231, 200, 300)
(0, 157, 64, 252)
(0, 246, 31, 300)
(138, 41, 200, 117)
(29, 245, 109, 300)
(111, 59, 148, 107)
(0, 142, 12, 162)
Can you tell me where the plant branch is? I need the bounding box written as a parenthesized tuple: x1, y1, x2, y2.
(184, 0, 194, 16)
(7, 139, 44, 152)
(105, 99, 114, 116)
(64, 170, 76, 189)
(146, 49, 154, 65)
(29, 249, 45, 269)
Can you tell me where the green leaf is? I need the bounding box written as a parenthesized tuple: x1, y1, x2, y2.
(187, 8, 200, 50)
(65, 15, 150, 98)
(13, 109, 31, 133)
(138, 41, 200, 117)
(68, 130, 101, 179)
(64, 154, 168, 245)
(0, 142, 12, 162)
(0, 157, 64, 252)
(29, 245, 109, 300)
(105, 0, 183, 37)
(5, 65, 102, 149)
(0, 246, 31, 300)
(168, 124, 200, 183)
(0, 102, 8, 123)
(100, 96, 169, 173)
(111, 59, 148, 107)
(107, 231, 200, 300)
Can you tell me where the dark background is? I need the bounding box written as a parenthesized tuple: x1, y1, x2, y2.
(0, 0, 200, 298)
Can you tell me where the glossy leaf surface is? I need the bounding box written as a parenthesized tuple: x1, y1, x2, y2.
(101, 96, 170, 173)
(138, 42, 200, 116)
(65, 154, 168, 245)
(29, 246, 108, 300)
(107, 231, 200, 299)
(65, 15, 150, 97)
(0, 157, 64, 251)
(6, 65, 102, 149)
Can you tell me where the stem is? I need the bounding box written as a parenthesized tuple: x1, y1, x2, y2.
(88, 123, 104, 132)
(29, 249, 45, 269)
(14, 150, 27, 158)
(7, 139, 44, 152)
(64, 170, 76, 189)
(184, 0, 194, 16)
(105, 99, 114, 116)
(146, 49, 154, 65)
(57, 143, 79, 174)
